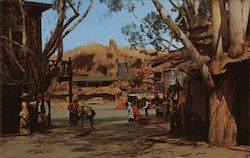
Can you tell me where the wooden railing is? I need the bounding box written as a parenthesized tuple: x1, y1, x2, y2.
(47, 57, 73, 103)
(47, 59, 72, 76)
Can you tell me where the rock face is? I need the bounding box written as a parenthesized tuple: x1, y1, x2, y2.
(53, 39, 158, 102)
(63, 39, 154, 79)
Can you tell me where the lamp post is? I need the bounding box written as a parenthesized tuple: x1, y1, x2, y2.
(163, 68, 185, 134)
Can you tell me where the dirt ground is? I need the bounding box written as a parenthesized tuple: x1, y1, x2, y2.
(0, 103, 249, 158)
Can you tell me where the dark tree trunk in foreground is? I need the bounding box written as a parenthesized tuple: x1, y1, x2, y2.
(152, 0, 250, 146)
(209, 0, 249, 146)
(208, 71, 238, 146)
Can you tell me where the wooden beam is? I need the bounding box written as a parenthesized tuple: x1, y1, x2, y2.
(68, 57, 73, 103)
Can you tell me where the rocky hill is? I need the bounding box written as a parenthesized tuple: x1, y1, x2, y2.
(52, 39, 169, 103)
(61, 39, 161, 79)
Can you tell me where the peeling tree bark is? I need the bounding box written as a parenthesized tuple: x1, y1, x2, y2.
(193, 0, 200, 16)
(2, 40, 25, 74)
(18, 0, 27, 56)
(242, 0, 250, 39)
(208, 71, 238, 146)
(212, 0, 223, 55)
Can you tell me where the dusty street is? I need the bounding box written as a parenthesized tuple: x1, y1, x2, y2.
(0, 103, 249, 158)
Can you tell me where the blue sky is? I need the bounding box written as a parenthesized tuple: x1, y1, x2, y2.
(28, 0, 177, 52)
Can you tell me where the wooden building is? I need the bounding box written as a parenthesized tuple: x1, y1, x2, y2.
(73, 76, 117, 101)
(73, 76, 115, 87)
(0, 1, 51, 134)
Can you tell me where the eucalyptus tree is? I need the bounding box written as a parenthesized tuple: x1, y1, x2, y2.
(1, 0, 93, 96)
(101, 0, 250, 146)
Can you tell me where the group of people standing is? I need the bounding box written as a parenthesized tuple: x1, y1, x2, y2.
(19, 93, 49, 136)
(125, 96, 167, 123)
(67, 97, 96, 128)
(127, 101, 141, 122)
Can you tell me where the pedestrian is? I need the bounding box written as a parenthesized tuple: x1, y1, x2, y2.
(37, 94, 49, 133)
(19, 93, 31, 136)
(68, 97, 79, 127)
(144, 100, 149, 117)
(29, 95, 39, 132)
(133, 102, 141, 121)
(127, 102, 134, 122)
(79, 105, 96, 128)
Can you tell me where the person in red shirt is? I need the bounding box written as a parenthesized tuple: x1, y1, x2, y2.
(133, 101, 141, 121)
(68, 98, 79, 127)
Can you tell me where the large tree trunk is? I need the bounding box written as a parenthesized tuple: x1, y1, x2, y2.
(212, 0, 228, 55)
(18, 0, 27, 56)
(242, 0, 250, 38)
(212, 0, 222, 54)
(208, 71, 238, 146)
(228, 0, 244, 58)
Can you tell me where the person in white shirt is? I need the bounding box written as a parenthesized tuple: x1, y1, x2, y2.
(127, 102, 134, 122)
(144, 100, 149, 117)
(37, 94, 49, 133)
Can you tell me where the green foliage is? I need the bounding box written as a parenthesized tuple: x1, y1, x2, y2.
(99, 0, 144, 15)
(122, 11, 171, 51)
(101, 0, 212, 51)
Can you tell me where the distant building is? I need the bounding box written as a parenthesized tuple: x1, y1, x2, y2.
(73, 76, 115, 87)
(117, 59, 132, 78)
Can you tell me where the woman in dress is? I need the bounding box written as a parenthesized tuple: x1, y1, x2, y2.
(19, 93, 31, 135)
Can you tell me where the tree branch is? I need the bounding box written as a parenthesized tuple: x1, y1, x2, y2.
(174, 60, 197, 70)
(183, 0, 192, 21)
(42, 0, 66, 59)
(1, 41, 25, 74)
(1, 35, 47, 90)
(150, 49, 188, 66)
(1, 35, 42, 68)
(210, 51, 250, 75)
(152, 0, 215, 89)
(45, 0, 80, 61)
(62, 0, 93, 38)
(169, 0, 181, 14)
(62, 0, 80, 32)
(131, 11, 178, 50)
(18, 0, 27, 56)
(56, 37, 63, 67)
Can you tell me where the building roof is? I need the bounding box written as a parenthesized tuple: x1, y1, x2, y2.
(73, 76, 116, 82)
(26, 1, 51, 12)
(0, 1, 51, 13)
